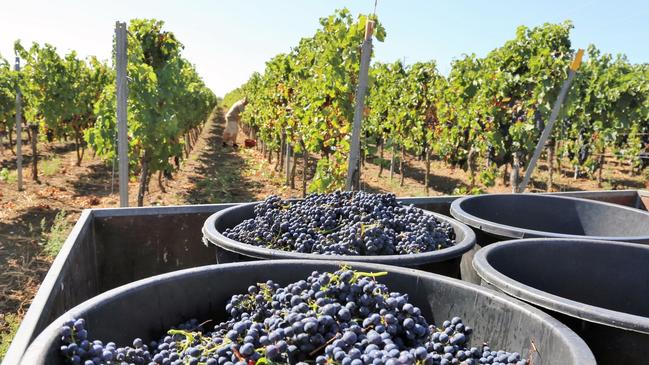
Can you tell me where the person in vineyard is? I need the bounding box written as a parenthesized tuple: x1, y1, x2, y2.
(222, 97, 247, 148)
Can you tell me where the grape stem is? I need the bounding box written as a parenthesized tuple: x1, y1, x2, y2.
(528, 339, 540, 365)
(351, 270, 388, 282)
(198, 319, 213, 328)
(232, 347, 246, 362)
(308, 332, 341, 357)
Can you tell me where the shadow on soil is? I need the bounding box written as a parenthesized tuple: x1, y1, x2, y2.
(364, 155, 465, 195)
(69, 162, 114, 198)
(0, 206, 60, 313)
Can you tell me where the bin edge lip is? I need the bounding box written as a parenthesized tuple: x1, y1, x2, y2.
(450, 193, 649, 242)
(20, 260, 596, 365)
(202, 201, 476, 265)
(473, 237, 649, 334)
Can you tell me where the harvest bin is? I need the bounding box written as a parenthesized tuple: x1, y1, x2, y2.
(473, 239, 649, 365)
(20, 260, 595, 365)
(450, 193, 649, 283)
(202, 202, 476, 278)
(3, 190, 646, 365)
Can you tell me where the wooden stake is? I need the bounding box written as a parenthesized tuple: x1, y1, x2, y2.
(390, 143, 395, 181)
(399, 146, 405, 187)
(547, 142, 554, 192)
(29, 124, 39, 183)
(378, 138, 384, 177)
(424, 145, 430, 195)
(511, 152, 520, 192)
(597, 149, 605, 187)
(14, 57, 23, 191)
(301, 141, 308, 197)
(345, 19, 374, 190)
(517, 49, 583, 193)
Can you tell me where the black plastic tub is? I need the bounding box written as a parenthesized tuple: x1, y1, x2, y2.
(450, 193, 649, 283)
(20, 260, 595, 365)
(202, 202, 476, 278)
(473, 238, 649, 365)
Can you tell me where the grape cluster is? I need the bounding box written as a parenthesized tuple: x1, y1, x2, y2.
(60, 268, 528, 365)
(59, 318, 202, 365)
(223, 191, 456, 256)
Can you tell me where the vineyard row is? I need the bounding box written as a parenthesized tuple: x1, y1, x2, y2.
(0, 19, 217, 205)
(224, 9, 648, 194)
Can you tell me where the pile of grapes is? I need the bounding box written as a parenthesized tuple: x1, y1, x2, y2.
(60, 267, 528, 365)
(223, 191, 456, 255)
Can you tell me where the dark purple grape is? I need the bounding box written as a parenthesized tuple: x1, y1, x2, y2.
(223, 191, 456, 256)
(58, 268, 527, 365)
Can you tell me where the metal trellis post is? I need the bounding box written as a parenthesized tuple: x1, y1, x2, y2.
(116, 21, 129, 206)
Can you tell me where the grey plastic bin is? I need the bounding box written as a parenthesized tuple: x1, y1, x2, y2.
(451, 193, 649, 283)
(473, 238, 649, 365)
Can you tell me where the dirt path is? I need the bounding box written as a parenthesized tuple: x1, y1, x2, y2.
(133, 108, 285, 205)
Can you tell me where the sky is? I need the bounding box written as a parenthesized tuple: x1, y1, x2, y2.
(1, 0, 647, 97)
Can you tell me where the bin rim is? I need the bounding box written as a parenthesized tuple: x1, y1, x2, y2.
(450, 193, 649, 242)
(21, 259, 596, 365)
(202, 201, 476, 265)
(473, 238, 649, 334)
